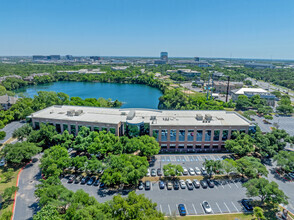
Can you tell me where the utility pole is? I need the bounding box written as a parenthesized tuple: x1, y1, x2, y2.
(226, 76, 230, 103)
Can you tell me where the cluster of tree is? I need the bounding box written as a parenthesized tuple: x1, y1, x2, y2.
(34, 176, 163, 220)
(276, 95, 293, 115)
(273, 151, 294, 173)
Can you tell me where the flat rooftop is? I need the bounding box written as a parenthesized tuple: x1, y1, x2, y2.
(30, 105, 251, 127)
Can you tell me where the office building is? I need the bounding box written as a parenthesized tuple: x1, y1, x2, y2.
(160, 52, 168, 62)
(0, 95, 18, 110)
(213, 81, 243, 94)
(65, 55, 73, 60)
(29, 106, 255, 152)
(194, 57, 200, 62)
(244, 63, 275, 69)
(90, 56, 101, 61)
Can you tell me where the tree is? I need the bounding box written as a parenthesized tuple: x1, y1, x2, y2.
(3, 168, 14, 182)
(103, 191, 164, 220)
(2, 186, 18, 202)
(253, 207, 265, 220)
(28, 124, 58, 148)
(221, 158, 238, 175)
(225, 133, 255, 157)
(53, 130, 74, 149)
(12, 124, 32, 141)
(0, 131, 6, 140)
(243, 178, 288, 205)
(33, 204, 62, 220)
(236, 156, 268, 178)
(236, 95, 251, 110)
(137, 135, 160, 157)
(203, 160, 223, 177)
(273, 151, 294, 173)
(2, 142, 41, 164)
(163, 163, 183, 177)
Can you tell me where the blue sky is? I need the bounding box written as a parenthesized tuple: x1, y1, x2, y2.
(1, 0, 294, 59)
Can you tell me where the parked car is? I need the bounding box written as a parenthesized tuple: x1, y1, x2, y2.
(179, 180, 186, 189)
(182, 167, 188, 175)
(93, 178, 100, 186)
(67, 148, 73, 153)
(186, 179, 194, 190)
(188, 168, 195, 175)
(178, 204, 187, 216)
(192, 179, 200, 188)
(200, 180, 208, 188)
(151, 168, 156, 177)
(74, 175, 83, 184)
(201, 167, 208, 175)
(202, 201, 212, 213)
(173, 180, 179, 190)
(68, 175, 75, 183)
(146, 169, 150, 177)
(81, 176, 90, 184)
(167, 181, 173, 190)
(207, 179, 215, 188)
(145, 181, 151, 190)
(0, 158, 6, 167)
(157, 168, 163, 176)
(241, 199, 253, 211)
(194, 167, 201, 175)
(159, 180, 165, 189)
(288, 172, 294, 179)
(138, 181, 144, 190)
(87, 177, 96, 185)
(99, 182, 106, 189)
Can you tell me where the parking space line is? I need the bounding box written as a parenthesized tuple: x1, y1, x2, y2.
(193, 156, 198, 161)
(198, 156, 203, 161)
(200, 203, 205, 213)
(216, 202, 222, 213)
(226, 180, 232, 188)
(192, 203, 197, 214)
(166, 156, 170, 162)
(168, 204, 172, 216)
(210, 155, 216, 160)
(150, 183, 153, 191)
(160, 204, 163, 213)
(233, 181, 239, 188)
(184, 204, 189, 215)
(171, 156, 176, 161)
(185, 156, 189, 161)
(231, 201, 239, 212)
(181, 156, 186, 161)
(223, 202, 231, 213)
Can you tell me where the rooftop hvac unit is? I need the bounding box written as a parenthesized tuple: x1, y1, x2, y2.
(126, 110, 135, 120)
(205, 114, 212, 121)
(150, 116, 156, 120)
(75, 110, 83, 116)
(67, 110, 75, 116)
(196, 114, 203, 120)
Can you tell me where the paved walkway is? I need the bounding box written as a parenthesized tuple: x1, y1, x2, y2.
(13, 154, 42, 220)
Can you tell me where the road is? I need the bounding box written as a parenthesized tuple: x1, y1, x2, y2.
(13, 154, 42, 220)
(0, 121, 25, 144)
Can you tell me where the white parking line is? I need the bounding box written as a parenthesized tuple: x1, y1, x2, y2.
(216, 202, 222, 213)
(231, 201, 239, 212)
(185, 156, 189, 161)
(198, 156, 203, 161)
(226, 180, 232, 188)
(150, 183, 153, 191)
(200, 203, 205, 213)
(223, 202, 231, 213)
(210, 155, 216, 160)
(192, 203, 197, 214)
(160, 204, 163, 213)
(233, 181, 239, 188)
(168, 204, 172, 216)
(184, 204, 189, 215)
(171, 156, 176, 161)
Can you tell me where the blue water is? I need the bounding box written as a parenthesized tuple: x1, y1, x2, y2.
(15, 81, 163, 109)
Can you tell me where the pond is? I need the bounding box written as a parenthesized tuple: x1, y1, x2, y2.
(15, 81, 163, 109)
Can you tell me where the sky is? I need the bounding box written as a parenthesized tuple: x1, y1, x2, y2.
(0, 0, 294, 59)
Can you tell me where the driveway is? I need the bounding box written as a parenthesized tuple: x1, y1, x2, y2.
(0, 121, 25, 144)
(13, 154, 42, 220)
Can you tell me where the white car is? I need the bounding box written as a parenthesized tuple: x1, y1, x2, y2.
(182, 167, 188, 175)
(0, 158, 5, 167)
(188, 168, 195, 175)
(146, 169, 150, 177)
(201, 167, 208, 175)
(179, 180, 186, 189)
(194, 167, 201, 175)
(202, 201, 212, 213)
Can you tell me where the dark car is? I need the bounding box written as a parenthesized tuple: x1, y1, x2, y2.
(74, 175, 83, 184)
(87, 177, 96, 185)
(99, 182, 106, 189)
(145, 181, 151, 190)
(67, 175, 75, 183)
(93, 178, 100, 186)
(241, 199, 253, 211)
(207, 179, 215, 188)
(173, 180, 179, 190)
(159, 180, 165, 189)
(200, 180, 208, 189)
(81, 176, 90, 184)
(157, 168, 163, 176)
(138, 181, 144, 190)
(151, 168, 156, 177)
(178, 204, 186, 216)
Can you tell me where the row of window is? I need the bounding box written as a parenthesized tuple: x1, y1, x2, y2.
(153, 129, 246, 142)
(160, 144, 225, 149)
(34, 122, 116, 134)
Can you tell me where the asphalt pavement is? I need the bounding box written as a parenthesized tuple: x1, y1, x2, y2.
(0, 121, 25, 144)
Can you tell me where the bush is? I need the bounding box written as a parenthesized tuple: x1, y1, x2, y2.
(0, 131, 6, 140)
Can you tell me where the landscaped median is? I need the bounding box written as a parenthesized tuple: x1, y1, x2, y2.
(165, 213, 252, 220)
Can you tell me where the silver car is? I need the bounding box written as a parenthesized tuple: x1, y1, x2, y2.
(202, 201, 212, 213)
(179, 179, 186, 189)
(194, 167, 201, 175)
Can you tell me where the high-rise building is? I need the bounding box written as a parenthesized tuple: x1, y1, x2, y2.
(90, 56, 101, 61)
(65, 55, 73, 60)
(48, 55, 61, 60)
(160, 52, 168, 62)
(32, 55, 47, 61)
(194, 57, 200, 62)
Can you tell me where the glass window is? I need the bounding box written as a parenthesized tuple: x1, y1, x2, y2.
(213, 130, 220, 141)
(222, 130, 228, 141)
(179, 129, 185, 142)
(231, 130, 238, 139)
(187, 144, 193, 149)
(221, 144, 226, 149)
(169, 144, 176, 149)
(161, 144, 167, 149)
(240, 129, 246, 134)
(178, 144, 185, 148)
(70, 125, 76, 135)
(204, 144, 210, 149)
(78, 125, 83, 132)
(187, 130, 194, 142)
(102, 127, 107, 132)
(34, 122, 40, 129)
(56, 124, 61, 133)
(87, 126, 92, 131)
(196, 130, 203, 142)
(161, 129, 167, 142)
(195, 144, 202, 149)
(94, 127, 99, 132)
(153, 130, 159, 141)
(170, 129, 176, 142)
(110, 128, 116, 134)
(213, 144, 219, 149)
(205, 130, 211, 142)
(63, 124, 68, 131)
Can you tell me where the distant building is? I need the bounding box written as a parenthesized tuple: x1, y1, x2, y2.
(160, 52, 168, 62)
(244, 63, 275, 69)
(194, 57, 200, 62)
(48, 55, 61, 60)
(154, 60, 167, 64)
(57, 69, 105, 74)
(90, 56, 101, 61)
(65, 55, 73, 60)
(111, 66, 128, 71)
(0, 75, 22, 82)
(23, 73, 50, 82)
(231, 88, 277, 106)
(212, 72, 225, 79)
(0, 95, 18, 110)
(33, 55, 61, 61)
(177, 69, 201, 77)
(213, 81, 243, 94)
(173, 60, 211, 67)
(33, 55, 47, 61)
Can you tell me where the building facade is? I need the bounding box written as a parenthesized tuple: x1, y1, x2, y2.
(29, 106, 255, 152)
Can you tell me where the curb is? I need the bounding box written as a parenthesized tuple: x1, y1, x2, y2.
(11, 161, 31, 220)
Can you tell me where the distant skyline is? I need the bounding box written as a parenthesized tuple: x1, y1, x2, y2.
(1, 0, 294, 59)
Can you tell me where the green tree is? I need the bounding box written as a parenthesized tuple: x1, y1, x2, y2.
(236, 156, 268, 178)
(3, 168, 14, 182)
(273, 151, 294, 173)
(253, 207, 265, 220)
(221, 158, 238, 175)
(225, 133, 255, 157)
(137, 135, 160, 157)
(33, 204, 62, 220)
(203, 159, 223, 177)
(236, 95, 251, 110)
(243, 178, 288, 205)
(0, 131, 6, 140)
(28, 124, 58, 148)
(2, 142, 41, 164)
(12, 124, 32, 141)
(163, 163, 183, 177)
(2, 186, 18, 202)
